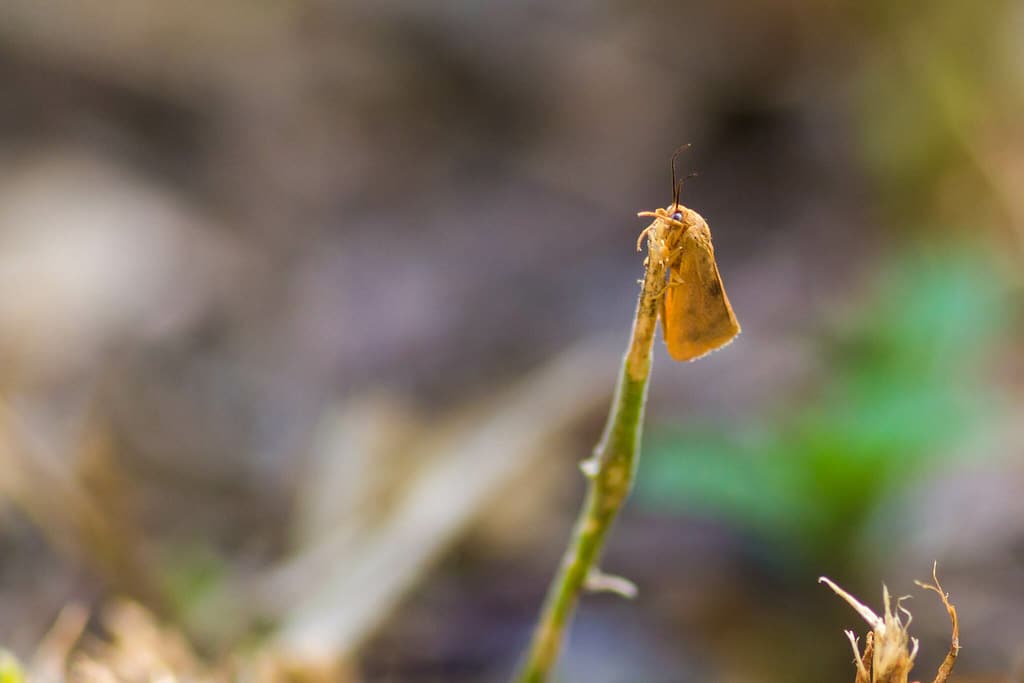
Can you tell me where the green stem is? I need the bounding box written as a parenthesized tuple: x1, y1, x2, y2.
(513, 224, 668, 683)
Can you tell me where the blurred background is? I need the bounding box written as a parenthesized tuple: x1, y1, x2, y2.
(0, 1, 1022, 682)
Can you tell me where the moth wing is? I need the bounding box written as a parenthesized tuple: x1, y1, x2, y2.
(662, 237, 740, 361)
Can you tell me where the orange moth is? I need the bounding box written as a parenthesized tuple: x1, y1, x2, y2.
(637, 147, 740, 361)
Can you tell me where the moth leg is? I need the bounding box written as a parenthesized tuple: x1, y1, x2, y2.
(664, 244, 687, 262)
(647, 269, 686, 300)
(636, 209, 687, 253)
(648, 278, 669, 300)
(647, 244, 687, 278)
(636, 208, 686, 251)
(635, 224, 657, 252)
(637, 209, 687, 232)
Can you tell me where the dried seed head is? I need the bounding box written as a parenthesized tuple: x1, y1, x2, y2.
(821, 567, 959, 683)
(820, 577, 917, 683)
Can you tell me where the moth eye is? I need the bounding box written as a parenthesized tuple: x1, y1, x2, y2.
(671, 212, 683, 221)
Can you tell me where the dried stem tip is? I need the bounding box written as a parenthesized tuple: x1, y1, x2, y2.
(820, 566, 959, 683)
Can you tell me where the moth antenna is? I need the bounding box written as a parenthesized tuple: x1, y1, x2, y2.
(670, 143, 691, 207)
(669, 145, 695, 209)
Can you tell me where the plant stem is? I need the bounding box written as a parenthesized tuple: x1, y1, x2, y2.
(513, 220, 670, 683)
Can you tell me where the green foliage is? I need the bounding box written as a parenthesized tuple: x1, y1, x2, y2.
(159, 540, 229, 618)
(0, 651, 25, 683)
(636, 248, 1006, 565)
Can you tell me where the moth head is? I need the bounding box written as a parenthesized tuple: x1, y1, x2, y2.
(661, 204, 691, 230)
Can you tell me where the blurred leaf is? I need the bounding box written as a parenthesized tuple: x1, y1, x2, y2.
(641, 427, 817, 540)
(839, 250, 1005, 369)
(637, 247, 1006, 565)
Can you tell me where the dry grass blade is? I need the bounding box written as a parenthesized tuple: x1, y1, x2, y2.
(914, 563, 960, 683)
(29, 604, 88, 683)
(0, 403, 157, 607)
(264, 342, 618, 671)
(844, 630, 873, 683)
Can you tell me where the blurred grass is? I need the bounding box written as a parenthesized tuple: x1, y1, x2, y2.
(636, 247, 1008, 567)
(854, 0, 1023, 247)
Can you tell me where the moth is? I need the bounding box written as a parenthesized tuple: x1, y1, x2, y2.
(637, 148, 740, 361)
